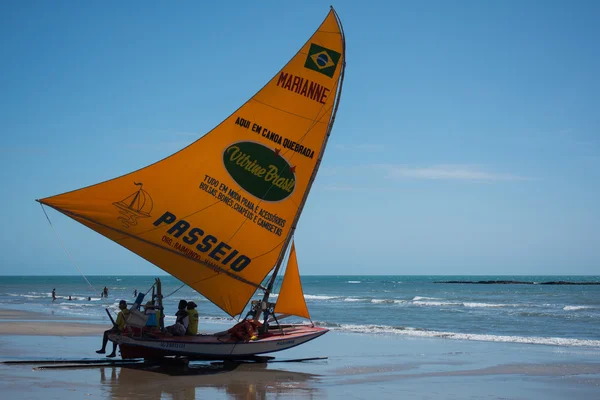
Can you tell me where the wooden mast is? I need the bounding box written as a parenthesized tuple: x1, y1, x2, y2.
(155, 278, 165, 330)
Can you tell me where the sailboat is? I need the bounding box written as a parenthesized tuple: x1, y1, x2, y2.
(37, 7, 345, 359)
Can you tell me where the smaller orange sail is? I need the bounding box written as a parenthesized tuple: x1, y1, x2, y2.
(274, 241, 310, 319)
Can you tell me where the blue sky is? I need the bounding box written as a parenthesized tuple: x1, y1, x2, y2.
(1, 0, 598, 276)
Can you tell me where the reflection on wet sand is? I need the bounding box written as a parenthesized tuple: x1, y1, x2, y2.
(100, 361, 321, 399)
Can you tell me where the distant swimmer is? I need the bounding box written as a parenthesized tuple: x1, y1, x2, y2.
(68, 295, 72, 301)
(133, 289, 138, 297)
(103, 287, 109, 298)
(52, 288, 56, 302)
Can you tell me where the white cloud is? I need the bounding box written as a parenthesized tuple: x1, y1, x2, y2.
(382, 164, 530, 182)
(318, 164, 530, 183)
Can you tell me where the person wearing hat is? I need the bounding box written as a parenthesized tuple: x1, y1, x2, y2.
(175, 300, 188, 326)
(166, 299, 188, 336)
(96, 299, 130, 358)
(186, 301, 199, 335)
(144, 301, 158, 328)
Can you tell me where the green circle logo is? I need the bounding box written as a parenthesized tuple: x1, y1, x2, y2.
(223, 142, 296, 202)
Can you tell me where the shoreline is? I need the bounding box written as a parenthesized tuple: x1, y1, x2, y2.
(0, 322, 106, 336)
(435, 280, 600, 285)
(1, 308, 600, 398)
(0, 309, 106, 336)
(1, 307, 599, 347)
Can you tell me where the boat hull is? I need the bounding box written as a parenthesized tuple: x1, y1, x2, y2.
(109, 325, 328, 360)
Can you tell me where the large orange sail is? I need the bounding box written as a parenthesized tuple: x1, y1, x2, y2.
(38, 8, 345, 317)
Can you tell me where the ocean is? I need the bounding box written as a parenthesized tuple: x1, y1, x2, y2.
(1, 275, 599, 347)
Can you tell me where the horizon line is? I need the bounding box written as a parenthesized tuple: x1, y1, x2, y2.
(1, 274, 598, 277)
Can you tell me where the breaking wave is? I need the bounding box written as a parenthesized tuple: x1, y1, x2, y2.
(412, 299, 522, 308)
(462, 302, 517, 308)
(563, 305, 594, 311)
(304, 294, 339, 300)
(315, 322, 600, 347)
(372, 299, 404, 304)
(413, 300, 462, 307)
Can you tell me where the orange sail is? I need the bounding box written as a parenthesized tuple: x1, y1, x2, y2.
(37, 8, 345, 317)
(274, 242, 310, 320)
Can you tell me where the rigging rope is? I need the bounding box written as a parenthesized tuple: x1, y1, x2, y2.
(162, 283, 186, 299)
(42, 204, 205, 318)
(143, 284, 155, 297)
(40, 204, 111, 308)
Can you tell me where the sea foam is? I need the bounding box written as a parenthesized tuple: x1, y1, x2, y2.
(563, 305, 593, 311)
(327, 323, 600, 348)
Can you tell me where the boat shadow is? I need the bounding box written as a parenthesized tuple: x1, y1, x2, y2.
(100, 361, 321, 399)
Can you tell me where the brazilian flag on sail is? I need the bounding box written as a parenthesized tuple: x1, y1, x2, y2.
(304, 43, 341, 78)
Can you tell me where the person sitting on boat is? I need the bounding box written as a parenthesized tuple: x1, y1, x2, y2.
(186, 301, 199, 335)
(227, 318, 262, 341)
(166, 300, 188, 336)
(144, 301, 159, 328)
(96, 299, 130, 358)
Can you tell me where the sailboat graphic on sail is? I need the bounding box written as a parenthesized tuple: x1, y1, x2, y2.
(113, 182, 153, 228)
(37, 7, 345, 359)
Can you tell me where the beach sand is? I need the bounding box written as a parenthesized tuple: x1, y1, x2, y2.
(1, 309, 599, 399)
(0, 309, 106, 336)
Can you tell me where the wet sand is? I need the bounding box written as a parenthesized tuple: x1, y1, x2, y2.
(0, 309, 106, 336)
(1, 308, 599, 399)
(0, 322, 106, 336)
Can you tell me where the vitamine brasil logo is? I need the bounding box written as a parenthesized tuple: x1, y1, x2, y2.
(304, 43, 341, 78)
(223, 142, 296, 202)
